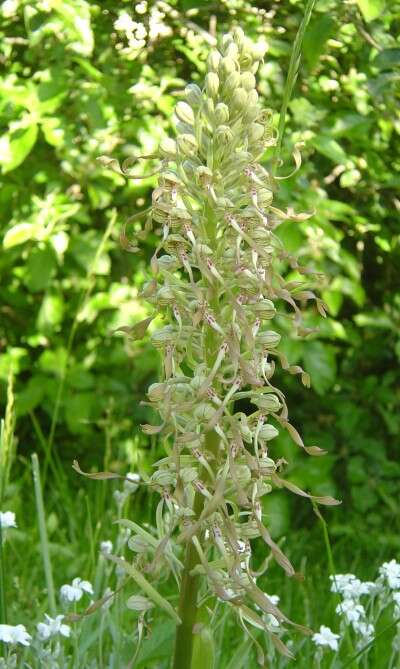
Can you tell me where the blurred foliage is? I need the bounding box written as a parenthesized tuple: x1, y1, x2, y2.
(0, 0, 399, 556)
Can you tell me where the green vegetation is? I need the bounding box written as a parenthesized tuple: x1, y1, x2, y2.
(0, 1, 399, 667)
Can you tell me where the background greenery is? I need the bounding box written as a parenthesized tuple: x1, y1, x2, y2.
(0, 0, 399, 666)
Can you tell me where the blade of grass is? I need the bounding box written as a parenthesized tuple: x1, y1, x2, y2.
(0, 521, 7, 625)
(0, 371, 16, 506)
(273, 0, 317, 173)
(44, 210, 117, 485)
(31, 452, 57, 616)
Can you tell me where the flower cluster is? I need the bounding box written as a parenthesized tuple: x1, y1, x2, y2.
(100, 26, 340, 657)
(113, 2, 173, 60)
(60, 577, 93, 603)
(0, 510, 17, 529)
(313, 560, 400, 659)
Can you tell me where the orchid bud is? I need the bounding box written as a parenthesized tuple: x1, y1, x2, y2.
(177, 133, 198, 156)
(176, 101, 195, 126)
(240, 72, 256, 91)
(185, 83, 202, 107)
(258, 423, 279, 441)
(126, 595, 154, 611)
(220, 56, 236, 77)
(256, 330, 281, 348)
(147, 382, 167, 402)
(205, 72, 219, 99)
(231, 87, 248, 111)
(216, 125, 233, 145)
(252, 394, 281, 413)
(207, 49, 221, 72)
(160, 137, 177, 158)
(128, 535, 151, 553)
(151, 325, 176, 349)
(215, 103, 230, 124)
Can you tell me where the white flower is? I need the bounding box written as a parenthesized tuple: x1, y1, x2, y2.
(379, 560, 400, 590)
(124, 472, 140, 493)
(330, 574, 373, 599)
(100, 540, 113, 555)
(114, 12, 136, 34)
(37, 615, 70, 640)
(336, 600, 365, 623)
(1, 0, 19, 17)
(60, 577, 93, 603)
(352, 621, 374, 642)
(0, 624, 31, 646)
(135, 1, 147, 14)
(312, 625, 340, 651)
(0, 511, 17, 529)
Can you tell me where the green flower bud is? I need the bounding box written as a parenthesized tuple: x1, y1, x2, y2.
(181, 467, 198, 483)
(185, 83, 202, 107)
(156, 286, 176, 305)
(151, 470, 177, 486)
(251, 298, 276, 319)
(128, 535, 151, 553)
(231, 87, 248, 111)
(215, 102, 230, 124)
(177, 133, 198, 156)
(205, 72, 219, 99)
(147, 382, 167, 402)
(258, 423, 279, 441)
(220, 56, 237, 77)
(207, 49, 221, 72)
(193, 403, 215, 422)
(256, 330, 281, 348)
(176, 101, 195, 126)
(126, 595, 154, 611)
(232, 26, 245, 46)
(224, 42, 239, 60)
(216, 125, 233, 145)
(151, 325, 176, 349)
(240, 72, 256, 91)
(224, 71, 241, 92)
(247, 89, 259, 107)
(157, 254, 180, 272)
(252, 394, 281, 412)
(256, 188, 273, 207)
(259, 456, 276, 473)
(160, 137, 177, 158)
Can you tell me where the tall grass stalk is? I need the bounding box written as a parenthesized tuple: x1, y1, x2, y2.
(0, 371, 16, 507)
(273, 0, 316, 172)
(45, 210, 117, 484)
(31, 452, 57, 617)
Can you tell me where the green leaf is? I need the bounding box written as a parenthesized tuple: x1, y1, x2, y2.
(303, 342, 337, 395)
(65, 393, 94, 434)
(374, 48, 400, 70)
(312, 135, 347, 164)
(0, 124, 38, 173)
(3, 222, 40, 248)
(303, 16, 336, 70)
(105, 554, 181, 624)
(24, 245, 57, 292)
(356, 0, 386, 22)
(37, 293, 65, 334)
(191, 626, 215, 669)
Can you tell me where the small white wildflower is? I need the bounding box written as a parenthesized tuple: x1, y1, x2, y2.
(124, 472, 140, 493)
(114, 12, 136, 34)
(0, 511, 17, 529)
(135, 23, 147, 40)
(336, 600, 365, 623)
(0, 624, 31, 646)
(100, 540, 113, 555)
(37, 615, 70, 641)
(330, 574, 372, 599)
(60, 577, 93, 603)
(379, 560, 400, 590)
(312, 625, 340, 651)
(135, 1, 147, 14)
(352, 620, 374, 642)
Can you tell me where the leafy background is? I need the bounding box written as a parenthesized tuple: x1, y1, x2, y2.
(0, 0, 399, 666)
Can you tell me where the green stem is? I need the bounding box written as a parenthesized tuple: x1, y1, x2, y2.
(32, 452, 57, 616)
(172, 430, 219, 669)
(0, 521, 7, 626)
